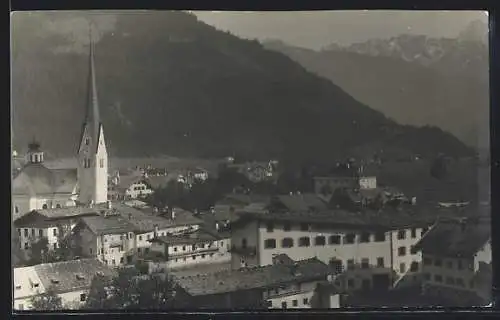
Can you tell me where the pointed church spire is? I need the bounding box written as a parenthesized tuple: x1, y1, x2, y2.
(84, 22, 101, 153)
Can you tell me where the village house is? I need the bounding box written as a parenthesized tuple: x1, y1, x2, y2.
(229, 197, 438, 293)
(413, 216, 491, 305)
(72, 202, 204, 267)
(108, 173, 153, 200)
(227, 161, 277, 183)
(145, 227, 231, 272)
(13, 204, 106, 260)
(172, 254, 331, 309)
(13, 259, 116, 310)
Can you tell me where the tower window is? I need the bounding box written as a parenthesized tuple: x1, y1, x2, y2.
(100, 158, 104, 168)
(85, 138, 90, 145)
(15, 206, 19, 214)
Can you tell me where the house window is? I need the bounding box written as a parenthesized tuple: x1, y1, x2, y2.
(359, 232, 370, 243)
(112, 259, 116, 265)
(193, 256, 196, 260)
(31, 229, 35, 237)
(281, 238, 294, 248)
(42, 204, 48, 210)
(410, 262, 419, 272)
(100, 159, 104, 168)
(182, 246, 186, 251)
(24, 229, 28, 237)
(202, 254, 206, 258)
(15, 206, 19, 213)
(423, 257, 432, 266)
(53, 243, 57, 249)
(298, 237, 310, 247)
(24, 243, 29, 250)
(434, 259, 442, 267)
(242, 238, 248, 248)
(281, 301, 287, 309)
(344, 233, 355, 244)
(89, 248, 93, 255)
(266, 223, 274, 232)
(38, 229, 43, 237)
(377, 257, 384, 268)
(446, 260, 453, 269)
(85, 138, 90, 145)
(398, 246, 406, 256)
(361, 258, 369, 269)
(303, 298, 309, 305)
(139, 235, 143, 241)
(292, 300, 298, 307)
(411, 228, 417, 238)
(145, 248, 150, 254)
(347, 259, 355, 270)
(329, 259, 343, 274)
(264, 239, 276, 249)
(397, 230, 406, 240)
(329, 235, 341, 245)
(174, 247, 178, 252)
(400, 263, 406, 273)
(434, 275, 443, 283)
(374, 232, 386, 242)
(56, 204, 61, 209)
(80, 293, 87, 302)
(314, 236, 326, 246)
(283, 222, 291, 231)
(410, 246, 418, 255)
(120, 257, 124, 264)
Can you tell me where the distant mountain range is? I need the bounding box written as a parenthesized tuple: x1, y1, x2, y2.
(263, 20, 489, 149)
(11, 11, 473, 165)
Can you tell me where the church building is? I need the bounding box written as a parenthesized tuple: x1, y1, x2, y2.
(12, 35, 108, 221)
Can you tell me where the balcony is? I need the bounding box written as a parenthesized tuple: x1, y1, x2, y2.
(230, 245, 257, 257)
(168, 246, 219, 258)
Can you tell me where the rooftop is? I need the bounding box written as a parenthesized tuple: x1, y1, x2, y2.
(12, 163, 78, 196)
(79, 215, 136, 236)
(413, 218, 490, 258)
(149, 229, 220, 246)
(32, 259, 116, 294)
(173, 255, 329, 296)
(273, 194, 328, 212)
(14, 204, 105, 228)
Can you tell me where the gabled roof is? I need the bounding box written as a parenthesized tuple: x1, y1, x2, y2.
(413, 219, 490, 258)
(14, 205, 102, 228)
(115, 175, 148, 192)
(79, 215, 136, 236)
(173, 255, 329, 296)
(33, 259, 116, 294)
(149, 229, 220, 246)
(12, 163, 78, 196)
(13, 266, 46, 300)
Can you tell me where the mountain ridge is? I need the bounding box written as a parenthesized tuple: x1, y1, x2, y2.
(11, 11, 473, 165)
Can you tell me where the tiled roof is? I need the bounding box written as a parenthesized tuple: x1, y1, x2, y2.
(173, 255, 329, 296)
(12, 163, 77, 196)
(413, 219, 490, 257)
(13, 266, 46, 300)
(115, 174, 147, 192)
(275, 194, 328, 212)
(150, 229, 219, 246)
(114, 203, 203, 233)
(233, 207, 439, 231)
(14, 205, 103, 228)
(80, 215, 136, 236)
(33, 259, 116, 294)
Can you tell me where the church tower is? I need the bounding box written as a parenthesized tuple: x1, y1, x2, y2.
(77, 28, 108, 205)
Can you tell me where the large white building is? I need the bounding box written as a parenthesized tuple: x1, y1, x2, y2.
(229, 198, 437, 292)
(12, 35, 108, 221)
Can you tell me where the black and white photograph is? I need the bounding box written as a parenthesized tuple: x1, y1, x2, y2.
(10, 10, 491, 311)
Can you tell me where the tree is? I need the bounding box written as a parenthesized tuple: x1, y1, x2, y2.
(28, 237, 49, 265)
(30, 286, 63, 311)
(85, 268, 179, 310)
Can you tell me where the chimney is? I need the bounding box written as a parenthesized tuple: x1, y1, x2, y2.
(106, 201, 112, 209)
(154, 224, 159, 238)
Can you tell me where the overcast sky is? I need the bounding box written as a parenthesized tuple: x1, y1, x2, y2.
(194, 11, 488, 49)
